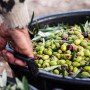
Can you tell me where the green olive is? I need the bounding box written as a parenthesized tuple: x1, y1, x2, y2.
(34, 51, 37, 55)
(43, 49, 48, 54)
(80, 40, 87, 47)
(46, 50, 52, 56)
(66, 60, 72, 66)
(87, 46, 90, 50)
(61, 44, 67, 51)
(42, 55, 49, 60)
(55, 53, 61, 59)
(57, 60, 66, 65)
(63, 70, 68, 76)
(42, 62, 50, 68)
(84, 66, 90, 71)
(64, 54, 72, 60)
(84, 49, 90, 56)
(51, 56, 58, 61)
(65, 50, 71, 54)
(74, 39, 81, 45)
(44, 60, 50, 63)
(72, 62, 80, 67)
(53, 69, 59, 74)
(49, 61, 57, 66)
(78, 46, 84, 52)
(58, 50, 62, 54)
(35, 47, 40, 51)
(72, 45, 78, 51)
(37, 64, 41, 68)
(51, 44, 56, 49)
(53, 52, 57, 55)
(69, 66, 73, 71)
(88, 34, 90, 39)
(73, 67, 78, 73)
(38, 51, 43, 55)
(57, 32, 62, 36)
(80, 61, 86, 66)
(73, 56, 82, 62)
(39, 46, 44, 51)
(85, 57, 89, 61)
(45, 41, 51, 47)
(35, 60, 39, 64)
(76, 51, 84, 56)
(38, 59, 43, 65)
(55, 43, 60, 48)
(81, 72, 90, 77)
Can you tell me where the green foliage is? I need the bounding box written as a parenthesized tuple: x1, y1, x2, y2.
(0, 70, 30, 90)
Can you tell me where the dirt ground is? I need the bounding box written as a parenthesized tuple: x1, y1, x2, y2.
(0, 0, 90, 77)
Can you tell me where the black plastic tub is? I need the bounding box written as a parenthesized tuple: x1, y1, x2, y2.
(9, 10, 90, 90)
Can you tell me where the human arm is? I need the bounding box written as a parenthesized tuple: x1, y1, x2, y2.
(0, 0, 34, 66)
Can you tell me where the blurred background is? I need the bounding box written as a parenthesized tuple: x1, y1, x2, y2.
(27, 0, 90, 17)
(0, 0, 90, 77)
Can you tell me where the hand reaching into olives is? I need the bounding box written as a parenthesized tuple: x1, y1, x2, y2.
(0, 23, 34, 66)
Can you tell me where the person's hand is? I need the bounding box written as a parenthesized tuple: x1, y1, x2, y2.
(0, 23, 34, 66)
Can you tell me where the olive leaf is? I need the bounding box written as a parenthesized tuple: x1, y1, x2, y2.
(61, 65, 67, 77)
(42, 38, 45, 45)
(80, 23, 85, 33)
(28, 11, 34, 29)
(32, 36, 41, 41)
(71, 69, 82, 78)
(62, 40, 73, 44)
(43, 65, 61, 71)
(80, 21, 89, 33)
(71, 51, 76, 61)
(6, 84, 16, 90)
(39, 28, 54, 32)
(15, 78, 23, 90)
(0, 70, 7, 88)
(22, 77, 29, 90)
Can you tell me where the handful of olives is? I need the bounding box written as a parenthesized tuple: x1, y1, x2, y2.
(32, 21, 90, 78)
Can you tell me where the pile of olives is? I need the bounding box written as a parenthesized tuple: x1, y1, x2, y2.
(32, 23, 90, 78)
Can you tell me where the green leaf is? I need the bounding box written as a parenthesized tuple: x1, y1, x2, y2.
(6, 85, 12, 90)
(62, 40, 73, 44)
(22, 77, 29, 90)
(0, 70, 7, 87)
(85, 21, 89, 29)
(6, 84, 16, 90)
(32, 36, 41, 41)
(72, 69, 82, 78)
(29, 11, 34, 28)
(39, 29, 54, 32)
(2, 70, 7, 87)
(15, 78, 23, 90)
(43, 65, 61, 71)
(80, 23, 85, 32)
(71, 51, 76, 60)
